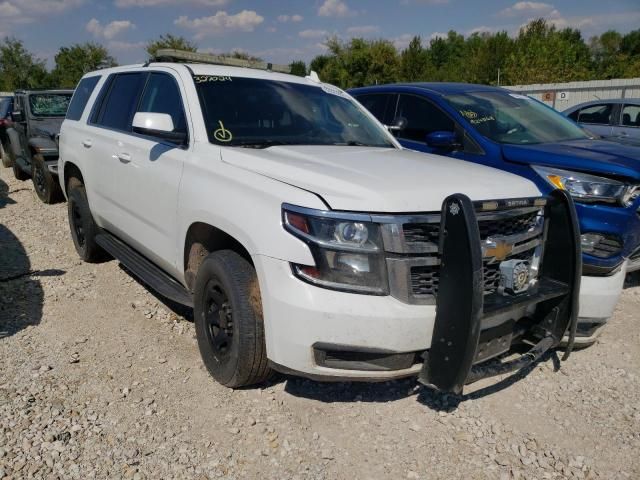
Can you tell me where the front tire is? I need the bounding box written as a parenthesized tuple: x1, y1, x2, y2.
(194, 251, 272, 388)
(67, 177, 105, 263)
(32, 154, 62, 204)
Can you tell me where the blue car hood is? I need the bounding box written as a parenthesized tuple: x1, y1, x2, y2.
(502, 139, 640, 181)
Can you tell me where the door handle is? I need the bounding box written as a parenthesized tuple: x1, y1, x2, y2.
(82, 139, 92, 148)
(113, 153, 132, 164)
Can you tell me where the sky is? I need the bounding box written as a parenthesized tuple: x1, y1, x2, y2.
(1, 0, 640, 68)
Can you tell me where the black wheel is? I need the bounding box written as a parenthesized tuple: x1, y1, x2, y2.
(194, 250, 271, 388)
(12, 157, 30, 181)
(32, 154, 62, 204)
(1, 142, 11, 168)
(67, 177, 105, 263)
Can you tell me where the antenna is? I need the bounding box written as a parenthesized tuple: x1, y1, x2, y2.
(152, 49, 292, 74)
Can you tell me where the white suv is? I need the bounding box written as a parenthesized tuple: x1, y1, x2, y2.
(58, 52, 581, 394)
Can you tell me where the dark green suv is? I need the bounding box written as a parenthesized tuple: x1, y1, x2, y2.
(6, 89, 73, 203)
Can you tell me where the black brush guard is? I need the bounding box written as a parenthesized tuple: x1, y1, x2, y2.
(418, 190, 581, 394)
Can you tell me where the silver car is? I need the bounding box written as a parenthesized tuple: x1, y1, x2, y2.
(564, 99, 640, 147)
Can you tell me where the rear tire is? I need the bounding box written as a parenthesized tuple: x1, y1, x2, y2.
(194, 250, 272, 388)
(32, 154, 62, 204)
(12, 157, 30, 181)
(67, 177, 105, 263)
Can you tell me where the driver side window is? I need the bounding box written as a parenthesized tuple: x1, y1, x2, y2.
(394, 94, 455, 143)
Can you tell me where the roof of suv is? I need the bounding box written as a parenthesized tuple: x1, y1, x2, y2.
(91, 62, 316, 87)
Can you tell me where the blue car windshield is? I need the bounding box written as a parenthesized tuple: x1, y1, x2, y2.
(445, 91, 590, 145)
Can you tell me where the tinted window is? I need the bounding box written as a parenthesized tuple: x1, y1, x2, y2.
(66, 76, 100, 121)
(567, 110, 579, 121)
(0, 98, 12, 118)
(395, 94, 454, 143)
(577, 104, 613, 125)
(137, 73, 187, 134)
(355, 93, 394, 124)
(95, 73, 146, 131)
(621, 104, 640, 127)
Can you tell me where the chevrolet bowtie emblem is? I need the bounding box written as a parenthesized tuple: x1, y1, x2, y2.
(483, 239, 514, 262)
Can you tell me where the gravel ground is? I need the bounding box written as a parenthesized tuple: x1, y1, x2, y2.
(1, 168, 639, 480)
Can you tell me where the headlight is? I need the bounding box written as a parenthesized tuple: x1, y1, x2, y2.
(282, 205, 388, 294)
(532, 166, 639, 206)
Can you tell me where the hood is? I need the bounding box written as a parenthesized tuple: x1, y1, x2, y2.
(31, 117, 64, 140)
(222, 145, 540, 212)
(502, 139, 640, 181)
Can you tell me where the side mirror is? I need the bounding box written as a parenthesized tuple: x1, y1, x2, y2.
(132, 112, 186, 145)
(12, 111, 24, 123)
(386, 117, 407, 133)
(426, 131, 459, 149)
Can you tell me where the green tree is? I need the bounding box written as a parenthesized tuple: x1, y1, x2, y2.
(146, 34, 197, 58)
(0, 37, 50, 91)
(289, 60, 307, 76)
(50, 43, 116, 88)
(399, 36, 431, 81)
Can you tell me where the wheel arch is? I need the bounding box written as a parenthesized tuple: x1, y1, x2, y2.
(183, 222, 254, 291)
(63, 162, 84, 195)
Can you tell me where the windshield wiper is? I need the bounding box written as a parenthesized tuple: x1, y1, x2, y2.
(233, 139, 288, 149)
(334, 141, 391, 147)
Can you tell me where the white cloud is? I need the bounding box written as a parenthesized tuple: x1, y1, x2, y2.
(0, 2, 20, 16)
(430, 31, 447, 40)
(318, 0, 354, 18)
(86, 18, 135, 40)
(175, 10, 264, 39)
(392, 33, 416, 50)
(115, 0, 228, 7)
(346, 25, 379, 35)
(108, 40, 146, 51)
(299, 29, 329, 39)
(277, 14, 303, 23)
(499, 2, 557, 17)
(467, 25, 499, 35)
(400, 0, 450, 4)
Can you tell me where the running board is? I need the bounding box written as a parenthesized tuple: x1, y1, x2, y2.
(96, 232, 193, 307)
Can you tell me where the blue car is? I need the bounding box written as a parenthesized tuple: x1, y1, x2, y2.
(349, 83, 640, 343)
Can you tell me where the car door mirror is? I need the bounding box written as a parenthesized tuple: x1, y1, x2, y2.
(132, 112, 186, 145)
(12, 111, 24, 123)
(426, 131, 459, 149)
(386, 117, 407, 133)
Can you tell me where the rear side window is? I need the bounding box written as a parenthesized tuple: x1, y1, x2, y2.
(0, 98, 12, 118)
(621, 104, 640, 127)
(395, 94, 455, 143)
(137, 73, 187, 134)
(94, 73, 146, 131)
(66, 76, 100, 121)
(576, 104, 613, 125)
(355, 93, 394, 124)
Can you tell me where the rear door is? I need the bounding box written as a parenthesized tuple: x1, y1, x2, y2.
(616, 103, 640, 143)
(573, 103, 616, 138)
(83, 72, 147, 234)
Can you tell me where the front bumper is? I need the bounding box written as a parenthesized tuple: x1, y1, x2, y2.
(257, 192, 580, 394)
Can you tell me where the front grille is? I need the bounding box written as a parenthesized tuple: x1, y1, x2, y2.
(402, 223, 439, 244)
(387, 203, 545, 304)
(410, 265, 440, 296)
(478, 210, 539, 239)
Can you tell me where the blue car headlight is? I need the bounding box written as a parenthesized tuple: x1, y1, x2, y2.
(533, 166, 640, 207)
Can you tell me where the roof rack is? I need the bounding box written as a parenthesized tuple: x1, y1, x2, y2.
(151, 49, 292, 74)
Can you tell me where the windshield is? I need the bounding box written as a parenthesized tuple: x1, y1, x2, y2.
(445, 91, 590, 145)
(28, 93, 72, 117)
(194, 76, 394, 148)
